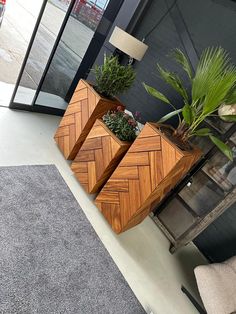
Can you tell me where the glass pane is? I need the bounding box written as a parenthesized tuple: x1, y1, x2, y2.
(179, 171, 224, 216)
(35, 0, 109, 109)
(158, 197, 197, 239)
(202, 134, 236, 193)
(205, 116, 233, 135)
(194, 200, 236, 262)
(190, 131, 214, 155)
(72, 0, 109, 31)
(230, 132, 236, 145)
(13, 0, 71, 105)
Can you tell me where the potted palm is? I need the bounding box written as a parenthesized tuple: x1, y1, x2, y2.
(143, 46, 236, 160)
(95, 47, 236, 234)
(54, 54, 136, 160)
(71, 107, 140, 194)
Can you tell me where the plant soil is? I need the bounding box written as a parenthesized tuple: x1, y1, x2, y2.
(158, 125, 193, 151)
(93, 86, 115, 100)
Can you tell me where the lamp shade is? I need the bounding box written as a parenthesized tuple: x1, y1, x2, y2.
(109, 26, 148, 61)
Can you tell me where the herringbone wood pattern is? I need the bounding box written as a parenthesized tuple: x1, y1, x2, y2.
(71, 119, 131, 194)
(54, 79, 123, 160)
(95, 123, 202, 234)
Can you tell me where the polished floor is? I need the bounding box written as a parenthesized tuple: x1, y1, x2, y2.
(0, 107, 207, 314)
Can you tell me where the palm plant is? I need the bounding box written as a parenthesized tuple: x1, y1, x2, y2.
(143, 47, 236, 160)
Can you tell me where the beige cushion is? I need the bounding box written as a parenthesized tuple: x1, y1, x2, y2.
(194, 256, 236, 314)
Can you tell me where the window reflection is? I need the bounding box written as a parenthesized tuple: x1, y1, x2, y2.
(35, 0, 110, 109)
(179, 171, 224, 216)
(158, 197, 197, 239)
(14, 0, 70, 105)
(203, 134, 236, 193)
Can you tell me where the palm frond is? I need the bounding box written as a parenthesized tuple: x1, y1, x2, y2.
(143, 82, 182, 122)
(172, 48, 193, 80)
(182, 104, 195, 125)
(157, 64, 189, 104)
(192, 47, 232, 103)
(225, 86, 236, 104)
(202, 67, 236, 114)
(209, 135, 233, 161)
(221, 115, 236, 122)
(143, 83, 171, 104)
(158, 109, 182, 123)
(192, 128, 211, 137)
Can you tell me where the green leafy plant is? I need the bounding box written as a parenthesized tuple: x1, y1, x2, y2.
(143, 47, 236, 160)
(103, 106, 140, 142)
(93, 54, 136, 98)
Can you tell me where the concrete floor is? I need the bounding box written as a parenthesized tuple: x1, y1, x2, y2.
(0, 0, 44, 84)
(0, 107, 207, 314)
(0, 82, 15, 107)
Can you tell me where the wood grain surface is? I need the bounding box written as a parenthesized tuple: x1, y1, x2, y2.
(95, 123, 202, 233)
(54, 79, 123, 160)
(71, 119, 131, 194)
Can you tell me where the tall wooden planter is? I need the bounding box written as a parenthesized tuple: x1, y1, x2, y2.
(71, 119, 131, 194)
(54, 79, 123, 160)
(95, 122, 202, 234)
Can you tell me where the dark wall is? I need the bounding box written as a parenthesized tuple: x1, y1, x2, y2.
(90, 0, 236, 124)
(120, 0, 188, 124)
(194, 201, 236, 263)
(119, 0, 236, 123)
(177, 0, 236, 58)
(87, 0, 143, 81)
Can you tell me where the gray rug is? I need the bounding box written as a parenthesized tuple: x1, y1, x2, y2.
(0, 165, 145, 314)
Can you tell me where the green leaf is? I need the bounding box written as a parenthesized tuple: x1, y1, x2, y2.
(143, 83, 171, 104)
(193, 128, 211, 136)
(182, 104, 193, 125)
(191, 47, 236, 114)
(209, 135, 233, 161)
(93, 54, 136, 97)
(220, 115, 236, 122)
(202, 70, 236, 114)
(172, 48, 193, 80)
(158, 109, 182, 123)
(157, 64, 189, 104)
(225, 87, 236, 104)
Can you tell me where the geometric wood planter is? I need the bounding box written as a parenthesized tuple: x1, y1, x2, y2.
(71, 119, 131, 194)
(95, 122, 202, 234)
(54, 79, 123, 160)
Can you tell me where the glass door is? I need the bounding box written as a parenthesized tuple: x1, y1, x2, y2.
(9, 0, 113, 115)
(9, 0, 75, 115)
(35, 0, 110, 112)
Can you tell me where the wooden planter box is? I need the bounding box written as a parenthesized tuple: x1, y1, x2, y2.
(54, 79, 123, 160)
(95, 122, 202, 234)
(71, 119, 131, 194)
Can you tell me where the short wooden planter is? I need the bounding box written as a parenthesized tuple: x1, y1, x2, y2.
(71, 119, 131, 194)
(54, 79, 123, 160)
(95, 122, 202, 234)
